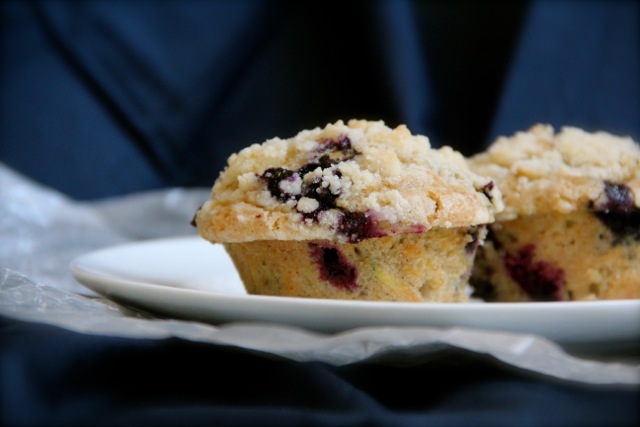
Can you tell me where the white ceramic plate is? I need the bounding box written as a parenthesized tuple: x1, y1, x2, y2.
(70, 236, 640, 351)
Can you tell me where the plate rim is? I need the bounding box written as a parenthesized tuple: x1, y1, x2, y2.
(69, 236, 640, 346)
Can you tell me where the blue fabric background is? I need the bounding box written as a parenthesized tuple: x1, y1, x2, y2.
(3, 0, 637, 199)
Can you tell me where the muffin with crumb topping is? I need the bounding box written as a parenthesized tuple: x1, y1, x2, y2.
(194, 119, 502, 302)
(468, 124, 640, 302)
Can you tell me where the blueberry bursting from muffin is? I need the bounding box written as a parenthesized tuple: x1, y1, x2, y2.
(258, 135, 387, 290)
(591, 181, 640, 243)
(259, 134, 386, 244)
(475, 181, 640, 302)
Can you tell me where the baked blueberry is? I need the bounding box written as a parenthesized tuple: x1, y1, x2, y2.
(309, 243, 359, 290)
(592, 182, 640, 242)
(468, 125, 640, 301)
(504, 244, 566, 301)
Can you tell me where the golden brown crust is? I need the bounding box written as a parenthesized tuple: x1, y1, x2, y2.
(224, 228, 477, 302)
(197, 119, 502, 243)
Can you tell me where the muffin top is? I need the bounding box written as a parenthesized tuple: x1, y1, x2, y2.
(468, 124, 640, 220)
(196, 119, 502, 243)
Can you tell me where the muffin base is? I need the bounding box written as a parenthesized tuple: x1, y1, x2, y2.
(224, 227, 483, 302)
(471, 211, 640, 301)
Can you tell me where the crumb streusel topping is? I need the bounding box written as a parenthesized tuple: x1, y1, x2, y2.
(468, 124, 640, 220)
(197, 119, 502, 243)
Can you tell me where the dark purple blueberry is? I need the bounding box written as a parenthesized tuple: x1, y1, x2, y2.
(598, 182, 635, 212)
(317, 154, 336, 169)
(259, 135, 392, 242)
(308, 243, 359, 291)
(590, 182, 640, 243)
(503, 244, 566, 301)
(316, 135, 358, 164)
(299, 151, 355, 174)
(297, 162, 320, 177)
(318, 134, 352, 152)
(301, 177, 339, 209)
(337, 211, 385, 243)
(465, 225, 485, 255)
(298, 154, 337, 175)
(481, 180, 495, 201)
(260, 167, 297, 202)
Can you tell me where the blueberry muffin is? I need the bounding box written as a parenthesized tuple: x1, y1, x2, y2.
(468, 125, 640, 302)
(194, 120, 503, 302)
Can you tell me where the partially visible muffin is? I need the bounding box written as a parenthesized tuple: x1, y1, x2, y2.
(468, 124, 640, 302)
(195, 119, 503, 302)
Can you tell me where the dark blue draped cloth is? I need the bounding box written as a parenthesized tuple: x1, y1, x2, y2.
(3, 0, 638, 199)
(2, 316, 639, 427)
(2, 1, 639, 425)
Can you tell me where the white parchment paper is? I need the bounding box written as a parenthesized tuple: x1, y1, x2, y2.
(1, 163, 639, 387)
